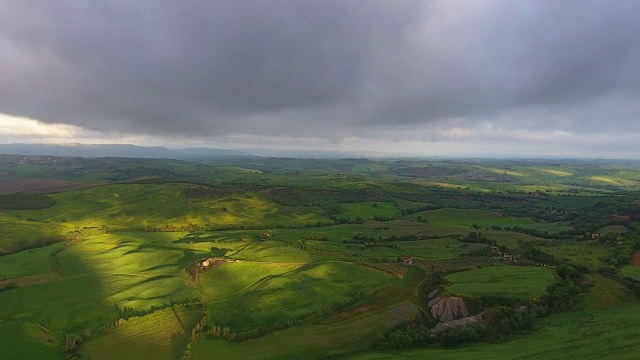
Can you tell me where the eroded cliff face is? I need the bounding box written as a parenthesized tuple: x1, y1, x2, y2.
(430, 296, 469, 322)
(427, 287, 484, 333)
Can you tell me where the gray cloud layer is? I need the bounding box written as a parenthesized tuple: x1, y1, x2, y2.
(1, 0, 639, 143)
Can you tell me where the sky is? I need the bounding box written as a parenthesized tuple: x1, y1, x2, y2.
(1, 0, 639, 158)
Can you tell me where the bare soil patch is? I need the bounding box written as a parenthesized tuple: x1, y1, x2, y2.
(431, 296, 469, 322)
(0, 273, 60, 288)
(0, 178, 102, 194)
(631, 250, 640, 267)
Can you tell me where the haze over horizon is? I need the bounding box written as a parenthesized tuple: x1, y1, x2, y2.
(1, 1, 640, 158)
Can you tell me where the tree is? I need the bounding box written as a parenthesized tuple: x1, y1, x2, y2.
(64, 334, 82, 353)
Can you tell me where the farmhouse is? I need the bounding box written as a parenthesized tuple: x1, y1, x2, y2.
(198, 258, 211, 268)
(397, 256, 414, 265)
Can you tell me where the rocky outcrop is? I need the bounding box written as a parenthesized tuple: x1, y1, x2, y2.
(426, 288, 484, 333)
(428, 296, 442, 308)
(431, 296, 469, 322)
(427, 287, 441, 300)
(432, 314, 483, 333)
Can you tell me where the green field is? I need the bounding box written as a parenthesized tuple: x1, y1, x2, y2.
(340, 202, 400, 220)
(197, 262, 302, 300)
(192, 303, 415, 360)
(445, 265, 555, 299)
(1, 155, 639, 359)
(620, 266, 640, 281)
(543, 243, 613, 269)
(207, 262, 394, 333)
(0, 319, 64, 360)
(415, 208, 571, 232)
(80, 305, 202, 360)
(0, 242, 64, 281)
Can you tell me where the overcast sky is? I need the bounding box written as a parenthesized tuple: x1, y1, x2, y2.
(1, 0, 639, 157)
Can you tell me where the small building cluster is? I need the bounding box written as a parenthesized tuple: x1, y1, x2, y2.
(197, 257, 233, 271)
(397, 256, 413, 265)
(490, 246, 516, 262)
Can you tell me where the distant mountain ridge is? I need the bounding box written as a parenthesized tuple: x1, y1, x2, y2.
(0, 143, 357, 159)
(0, 143, 246, 159)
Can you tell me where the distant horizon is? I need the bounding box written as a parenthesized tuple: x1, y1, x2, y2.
(2, 2, 640, 158)
(3, 142, 640, 161)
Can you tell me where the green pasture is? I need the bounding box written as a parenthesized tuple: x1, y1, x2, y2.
(10, 184, 203, 228)
(79, 305, 202, 360)
(542, 243, 613, 269)
(192, 191, 329, 226)
(399, 238, 486, 260)
(228, 239, 339, 263)
(4, 184, 334, 240)
(598, 224, 629, 234)
(413, 208, 571, 232)
(10, 184, 277, 230)
(0, 274, 120, 339)
(0, 232, 208, 339)
(488, 231, 548, 247)
(0, 210, 69, 253)
(589, 175, 638, 187)
(58, 233, 203, 310)
(0, 319, 64, 360)
(207, 262, 394, 332)
(192, 303, 415, 360)
(353, 163, 389, 172)
(0, 242, 64, 281)
(446, 265, 555, 299)
(620, 266, 640, 281)
(580, 275, 637, 310)
(193, 266, 424, 359)
(271, 225, 481, 261)
(197, 262, 301, 301)
(344, 237, 485, 261)
(551, 195, 615, 207)
(340, 202, 399, 220)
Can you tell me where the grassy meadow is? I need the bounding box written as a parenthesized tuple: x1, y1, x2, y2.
(79, 305, 202, 360)
(445, 265, 555, 299)
(1, 156, 639, 359)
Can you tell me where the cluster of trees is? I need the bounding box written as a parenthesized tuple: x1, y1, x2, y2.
(353, 233, 419, 242)
(374, 260, 591, 350)
(399, 204, 440, 216)
(0, 193, 56, 210)
(344, 233, 423, 247)
(599, 234, 640, 268)
(567, 195, 640, 232)
(517, 243, 558, 265)
(498, 226, 591, 240)
(113, 299, 199, 320)
(459, 232, 498, 246)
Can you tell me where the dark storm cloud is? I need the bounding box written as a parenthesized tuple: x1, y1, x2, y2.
(1, 0, 639, 138)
